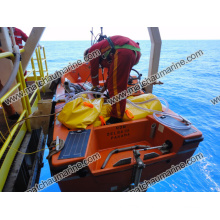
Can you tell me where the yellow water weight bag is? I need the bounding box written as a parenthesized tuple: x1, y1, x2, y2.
(58, 94, 162, 129)
(58, 97, 104, 129)
(122, 94, 162, 121)
(93, 103, 112, 127)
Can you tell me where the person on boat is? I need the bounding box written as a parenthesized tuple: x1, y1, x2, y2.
(84, 35, 141, 125)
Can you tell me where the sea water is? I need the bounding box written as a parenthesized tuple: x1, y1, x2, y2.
(38, 40, 220, 192)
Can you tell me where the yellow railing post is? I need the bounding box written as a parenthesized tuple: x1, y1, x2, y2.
(43, 47, 49, 77)
(38, 47, 44, 79)
(17, 64, 32, 132)
(35, 48, 41, 77)
(35, 48, 45, 93)
(38, 47, 46, 86)
(31, 57, 41, 100)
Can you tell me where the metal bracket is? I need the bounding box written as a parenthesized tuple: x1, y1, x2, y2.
(133, 150, 146, 186)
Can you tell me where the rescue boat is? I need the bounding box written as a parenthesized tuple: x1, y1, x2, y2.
(48, 55, 203, 192)
(0, 27, 204, 192)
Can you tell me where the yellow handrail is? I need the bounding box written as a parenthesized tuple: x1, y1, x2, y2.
(0, 110, 27, 160)
(0, 52, 14, 59)
(0, 83, 21, 103)
(0, 119, 27, 191)
(24, 69, 34, 80)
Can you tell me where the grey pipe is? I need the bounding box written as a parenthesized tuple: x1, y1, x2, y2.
(0, 45, 20, 99)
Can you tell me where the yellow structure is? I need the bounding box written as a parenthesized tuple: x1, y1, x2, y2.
(0, 47, 48, 191)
